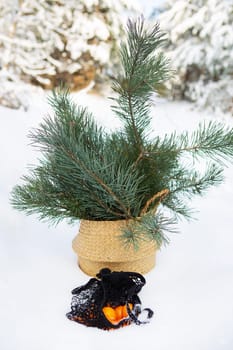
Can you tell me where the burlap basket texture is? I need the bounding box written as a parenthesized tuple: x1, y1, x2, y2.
(72, 219, 157, 276)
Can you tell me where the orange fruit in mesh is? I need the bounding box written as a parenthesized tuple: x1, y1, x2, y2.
(102, 304, 133, 325)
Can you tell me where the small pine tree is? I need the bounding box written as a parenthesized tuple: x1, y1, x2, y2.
(11, 17, 233, 249)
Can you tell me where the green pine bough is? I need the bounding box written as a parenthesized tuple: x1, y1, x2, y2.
(11, 17, 233, 249)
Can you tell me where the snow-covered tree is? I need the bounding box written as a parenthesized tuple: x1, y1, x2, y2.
(159, 0, 233, 115)
(0, 0, 136, 109)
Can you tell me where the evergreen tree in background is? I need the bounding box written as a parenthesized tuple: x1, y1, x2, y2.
(11, 17, 233, 249)
(159, 0, 233, 115)
(0, 0, 135, 109)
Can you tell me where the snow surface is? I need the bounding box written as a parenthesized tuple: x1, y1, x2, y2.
(1, 90, 233, 350)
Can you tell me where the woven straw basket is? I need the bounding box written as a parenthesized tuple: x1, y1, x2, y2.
(72, 219, 157, 276)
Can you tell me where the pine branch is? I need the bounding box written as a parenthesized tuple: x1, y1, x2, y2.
(160, 163, 223, 219)
(30, 90, 106, 161)
(63, 148, 132, 218)
(11, 170, 81, 225)
(162, 195, 195, 220)
(120, 211, 177, 250)
(111, 17, 170, 150)
(169, 163, 224, 198)
(146, 121, 233, 164)
(12, 123, 147, 221)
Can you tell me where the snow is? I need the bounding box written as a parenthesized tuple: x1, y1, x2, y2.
(1, 90, 233, 350)
(159, 0, 233, 116)
(136, 0, 165, 17)
(0, 0, 137, 108)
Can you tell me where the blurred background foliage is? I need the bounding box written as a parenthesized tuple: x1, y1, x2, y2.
(0, 0, 137, 109)
(0, 0, 232, 116)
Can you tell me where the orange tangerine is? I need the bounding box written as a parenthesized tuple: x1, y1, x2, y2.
(102, 304, 133, 324)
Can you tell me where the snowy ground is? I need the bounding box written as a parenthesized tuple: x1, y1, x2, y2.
(1, 90, 233, 350)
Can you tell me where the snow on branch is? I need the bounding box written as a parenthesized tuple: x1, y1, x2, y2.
(159, 0, 233, 116)
(0, 0, 137, 109)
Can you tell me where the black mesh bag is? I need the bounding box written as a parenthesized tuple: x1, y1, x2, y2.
(66, 268, 153, 330)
